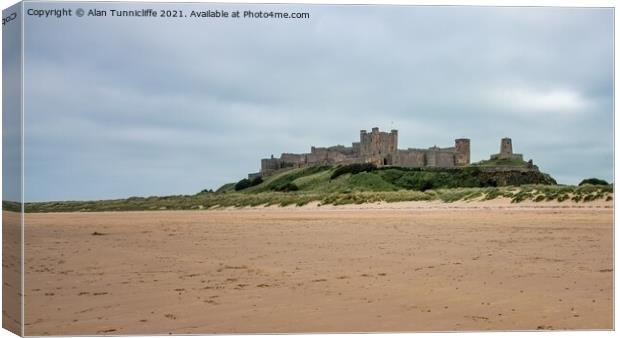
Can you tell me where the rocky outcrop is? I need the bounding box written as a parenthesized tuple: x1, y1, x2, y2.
(478, 168, 557, 187)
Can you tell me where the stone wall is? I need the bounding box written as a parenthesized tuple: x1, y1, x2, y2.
(248, 172, 262, 180)
(261, 157, 278, 168)
(281, 153, 306, 165)
(426, 148, 457, 168)
(257, 127, 472, 177)
(395, 149, 426, 167)
(490, 153, 524, 161)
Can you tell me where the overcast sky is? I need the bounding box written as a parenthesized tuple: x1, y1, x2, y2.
(19, 3, 613, 202)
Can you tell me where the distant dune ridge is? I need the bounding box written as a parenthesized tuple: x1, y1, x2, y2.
(15, 164, 611, 212)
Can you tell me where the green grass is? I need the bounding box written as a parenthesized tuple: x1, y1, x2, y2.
(215, 183, 235, 193)
(17, 165, 612, 213)
(347, 172, 398, 191)
(21, 184, 613, 213)
(471, 158, 530, 167)
(233, 164, 550, 196)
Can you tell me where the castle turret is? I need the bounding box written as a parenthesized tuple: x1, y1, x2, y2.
(500, 138, 513, 157)
(390, 129, 398, 153)
(490, 137, 524, 161)
(454, 138, 470, 166)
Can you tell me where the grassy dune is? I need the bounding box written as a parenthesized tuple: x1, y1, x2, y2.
(226, 165, 554, 194)
(16, 165, 612, 213)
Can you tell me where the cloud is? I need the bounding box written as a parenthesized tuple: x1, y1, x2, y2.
(20, 3, 613, 201)
(487, 87, 593, 115)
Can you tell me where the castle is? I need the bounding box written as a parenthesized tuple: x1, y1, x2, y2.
(490, 137, 523, 161)
(250, 127, 473, 178)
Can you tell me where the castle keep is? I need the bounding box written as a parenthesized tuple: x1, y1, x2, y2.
(251, 127, 471, 178)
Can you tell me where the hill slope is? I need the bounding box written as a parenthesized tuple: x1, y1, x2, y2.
(19, 164, 613, 212)
(225, 164, 557, 194)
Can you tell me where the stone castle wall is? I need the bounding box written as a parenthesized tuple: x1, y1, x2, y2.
(395, 149, 426, 167)
(251, 127, 471, 178)
(426, 148, 458, 168)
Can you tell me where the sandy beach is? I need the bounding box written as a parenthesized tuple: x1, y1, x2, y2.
(19, 199, 613, 335)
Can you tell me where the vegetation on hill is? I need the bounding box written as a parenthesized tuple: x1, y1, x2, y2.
(14, 164, 612, 213)
(17, 183, 612, 213)
(230, 164, 555, 193)
(471, 158, 530, 167)
(578, 178, 610, 186)
(234, 176, 263, 191)
(331, 163, 377, 179)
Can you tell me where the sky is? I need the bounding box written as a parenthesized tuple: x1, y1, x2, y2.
(3, 1, 22, 203)
(15, 2, 614, 202)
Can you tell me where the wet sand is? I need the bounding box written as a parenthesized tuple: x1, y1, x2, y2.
(21, 200, 613, 334)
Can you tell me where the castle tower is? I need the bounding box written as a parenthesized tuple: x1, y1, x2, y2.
(500, 138, 513, 158)
(359, 127, 398, 165)
(390, 129, 398, 153)
(454, 138, 470, 166)
(360, 130, 368, 155)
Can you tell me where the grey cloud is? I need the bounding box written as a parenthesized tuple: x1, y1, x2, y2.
(20, 3, 613, 201)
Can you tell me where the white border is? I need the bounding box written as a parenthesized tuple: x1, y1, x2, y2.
(0, 1, 617, 338)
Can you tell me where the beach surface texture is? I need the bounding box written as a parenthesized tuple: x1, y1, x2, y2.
(17, 199, 613, 334)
